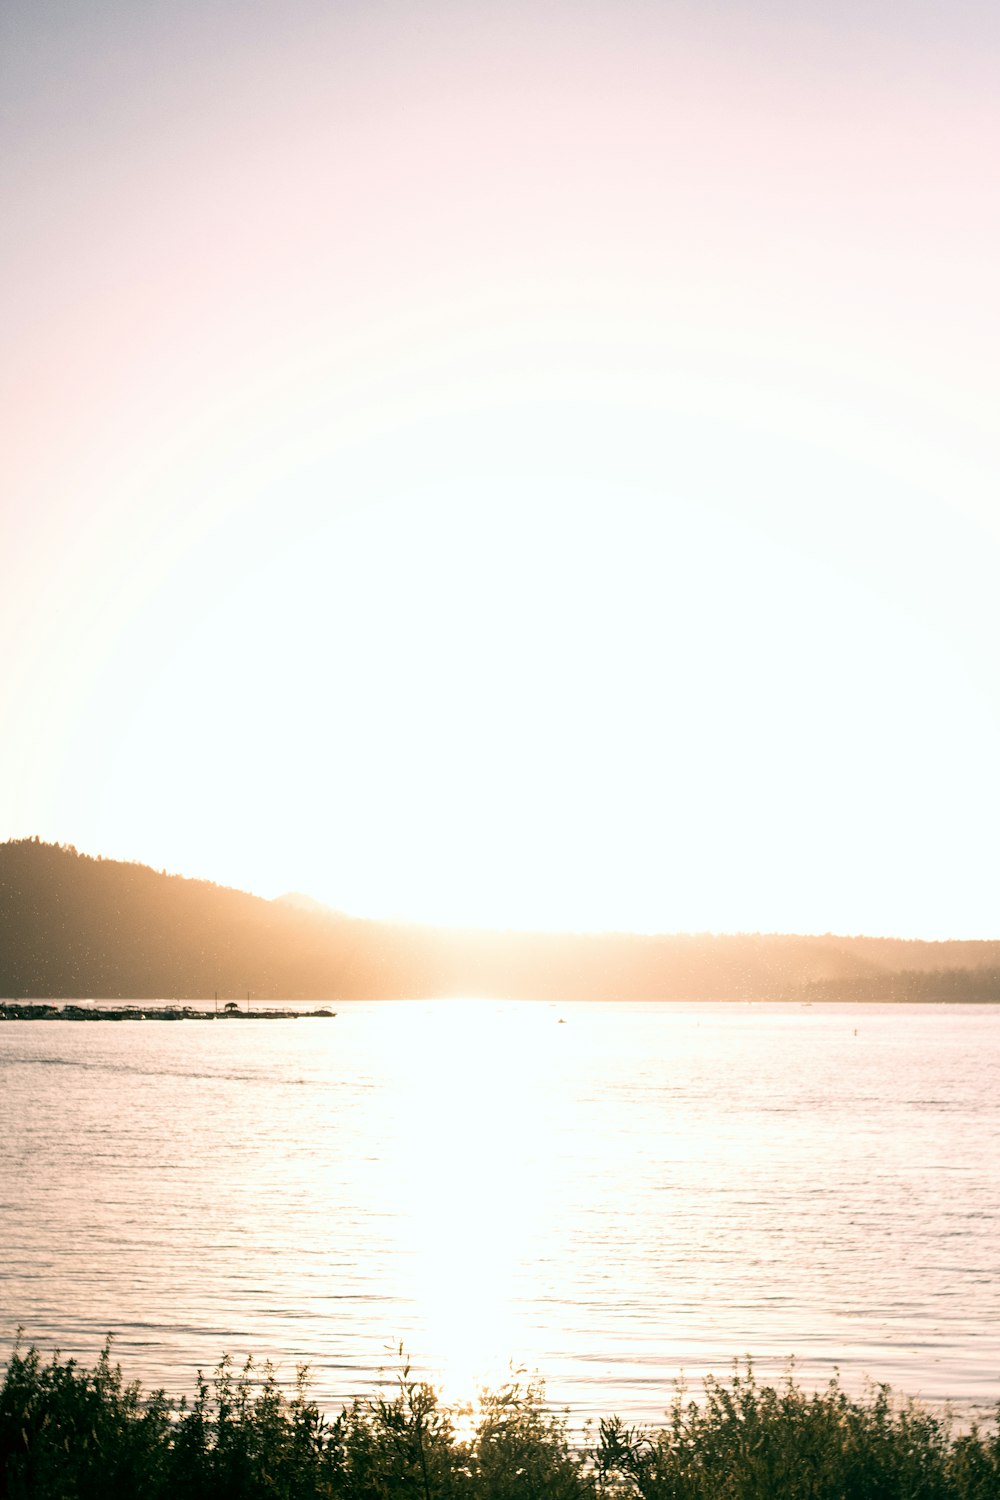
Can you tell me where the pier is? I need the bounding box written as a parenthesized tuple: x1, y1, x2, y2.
(0, 1002, 335, 1021)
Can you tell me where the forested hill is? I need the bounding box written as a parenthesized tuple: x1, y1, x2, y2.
(0, 839, 410, 1001)
(2, 839, 1000, 1002)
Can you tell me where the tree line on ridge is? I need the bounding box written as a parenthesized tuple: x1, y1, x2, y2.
(2, 839, 999, 1003)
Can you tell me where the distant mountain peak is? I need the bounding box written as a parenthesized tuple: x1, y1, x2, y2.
(274, 891, 339, 915)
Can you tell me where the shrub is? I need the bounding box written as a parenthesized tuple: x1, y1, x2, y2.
(2, 1340, 998, 1500)
(0, 1338, 172, 1500)
(593, 1361, 1000, 1500)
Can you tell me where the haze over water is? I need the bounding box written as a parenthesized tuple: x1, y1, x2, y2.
(3, 1000, 998, 1425)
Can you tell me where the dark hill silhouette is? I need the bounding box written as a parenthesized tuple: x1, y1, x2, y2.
(2, 839, 1000, 1002)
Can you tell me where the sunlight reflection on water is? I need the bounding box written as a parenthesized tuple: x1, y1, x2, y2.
(1, 1001, 998, 1424)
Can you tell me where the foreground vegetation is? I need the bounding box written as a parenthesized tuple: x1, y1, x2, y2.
(2, 1342, 999, 1499)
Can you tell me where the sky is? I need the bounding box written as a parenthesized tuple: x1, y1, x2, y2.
(2, 0, 999, 938)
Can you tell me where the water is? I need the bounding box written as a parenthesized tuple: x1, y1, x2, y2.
(1, 1001, 998, 1425)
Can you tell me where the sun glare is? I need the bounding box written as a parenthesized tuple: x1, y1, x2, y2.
(374, 1000, 571, 1403)
(4, 0, 999, 939)
(71, 467, 1000, 939)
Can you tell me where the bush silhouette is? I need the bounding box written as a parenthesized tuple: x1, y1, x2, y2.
(2, 1339, 998, 1499)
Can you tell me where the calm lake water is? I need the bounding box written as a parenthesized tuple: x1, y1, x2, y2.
(2, 1001, 998, 1425)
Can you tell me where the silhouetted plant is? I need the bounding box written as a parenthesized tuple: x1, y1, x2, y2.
(0, 1336, 171, 1500)
(2, 1339, 999, 1499)
(325, 1347, 471, 1500)
(470, 1371, 595, 1500)
(593, 1360, 1000, 1500)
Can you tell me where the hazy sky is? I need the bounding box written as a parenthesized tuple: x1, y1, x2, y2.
(3, 0, 998, 937)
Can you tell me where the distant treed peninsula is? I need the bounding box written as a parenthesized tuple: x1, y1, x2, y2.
(2, 839, 1000, 1003)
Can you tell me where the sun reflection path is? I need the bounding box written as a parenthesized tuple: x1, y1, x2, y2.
(375, 999, 576, 1408)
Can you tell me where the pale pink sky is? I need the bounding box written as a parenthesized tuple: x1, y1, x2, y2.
(2, 1, 999, 936)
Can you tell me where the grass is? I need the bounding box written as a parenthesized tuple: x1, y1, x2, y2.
(2, 1338, 998, 1499)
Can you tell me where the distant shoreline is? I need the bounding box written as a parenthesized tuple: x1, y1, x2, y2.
(0, 1001, 336, 1021)
(3, 997, 1000, 1017)
(5, 841, 1000, 1004)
